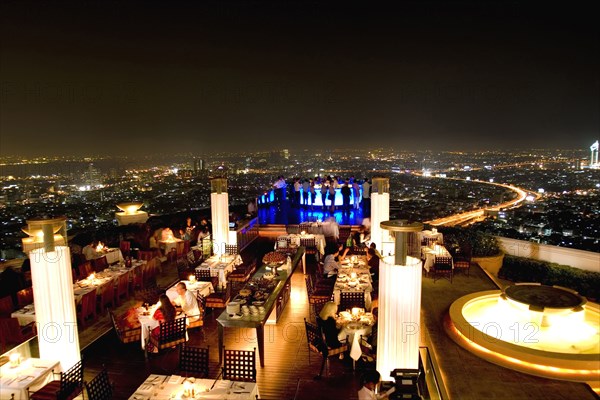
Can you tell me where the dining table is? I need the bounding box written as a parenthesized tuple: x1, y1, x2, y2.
(333, 259, 373, 311)
(0, 357, 59, 400)
(195, 254, 242, 289)
(159, 238, 183, 255)
(96, 247, 124, 265)
(128, 374, 258, 400)
(421, 244, 453, 273)
(11, 259, 146, 326)
(336, 311, 376, 361)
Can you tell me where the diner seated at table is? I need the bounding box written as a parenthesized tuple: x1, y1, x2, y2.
(366, 248, 380, 282)
(316, 302, 346, 373)
(147, 294, 177, 353)
(172, 282, 201, 322)
(148, 231, 160, 251)
(323, 247, 340, 277)
(82, 240, 99, 260)
(353, 225, 370, 248)
(369, 242, 383, 259)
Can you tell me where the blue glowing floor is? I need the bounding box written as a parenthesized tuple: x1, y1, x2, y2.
(257, 202, 368, 225)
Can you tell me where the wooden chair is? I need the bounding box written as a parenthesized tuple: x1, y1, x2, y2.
(194, 268, 219, 290)
(338, 226, 352, 246)
(16, 287, 34, 308)
(225, 244, 238, 255)
(147, 317, 188, 355)
(339, 291, 366, 311)
(432, 255, 453, 283)
(137, 250, 157, 262)
(309, 296, 330, 322)
(96, 283, 114, 316)
(114, 273, 130, 306)
(77, 288, 97, 329)
(205, 283, 231, 310)
(222, 347, 257, 382)
(0, 317, 36, 352)
(453, 245, 472, 277)
(92, 256, 108, 272)
(119, 240, 131, 258)
(187, 292, 205, 330)
(109, 310, 141, 344)
(304, 318, 348, 378)
(85, 367, 113, 400)
(30, 359, 84, 400)
(77, 261, 93, 280)
(179, 345, 210, 378)
(300, 237, 319, 261)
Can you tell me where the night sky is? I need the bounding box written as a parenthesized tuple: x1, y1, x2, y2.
(1, 1, 598, 157)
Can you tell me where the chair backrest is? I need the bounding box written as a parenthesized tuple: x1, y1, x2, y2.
(16, 287, 34, 308)
(78, 261, 93, 280)
(59, 358, 84, 400)
(79, 288, 97, 325)
(300, 237, 316, 248)
(434, 256, 453, 270)
(304, 318, 324, 354)
(119, 240, 131, 256)
(0, 317, 31, 343)
(286, 224, 300, 234)
(116, 273, 129, 301)
(93, 256, 108, 272)
(179, 345, 209, 378)
(195, 269, 212, 281)
(222, 347, 257, 382)
(225, 244, 238, 255)
(339, 291, 366, 311)
(158, 317, 187, 347)
(137, 250, 156, 262)
(85, 367, 112, 400)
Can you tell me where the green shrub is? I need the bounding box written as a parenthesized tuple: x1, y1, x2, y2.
(499, 255, 600, 300)
(439, 227, 501, 257)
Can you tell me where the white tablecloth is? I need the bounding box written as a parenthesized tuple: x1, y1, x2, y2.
(129, 374, 258, 400)
(0, 358, 59, 400)
(11, 304, 36, 326)
(160, 239, 183, 254)
(421, 245, 453, 272)
(338, 321, 373, 361)
(195, 254, 242, 289)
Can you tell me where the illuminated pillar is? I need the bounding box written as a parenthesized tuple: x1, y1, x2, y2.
(591, 140, 599, 168)
(377, 220, 424, 379)
(211, 178, 230, 255)
(24, 217, 80, 370)
(371, 177, 392, 256)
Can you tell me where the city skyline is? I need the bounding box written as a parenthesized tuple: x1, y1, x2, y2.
(1, 1, 599, 156)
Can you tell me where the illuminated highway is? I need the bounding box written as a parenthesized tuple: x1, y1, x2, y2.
(415, 174, 536, 227)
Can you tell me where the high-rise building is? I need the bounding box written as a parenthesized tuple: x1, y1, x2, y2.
(590, 140, 599, 169)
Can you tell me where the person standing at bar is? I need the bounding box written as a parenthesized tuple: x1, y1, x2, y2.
(341, 180, 351, 215)
(362, 178, 371, 215)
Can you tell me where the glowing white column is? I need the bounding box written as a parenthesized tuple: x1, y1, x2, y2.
(370, 177, 390, 254)
(376, 255, 422, 378)
(211, 178, 230, 255)
(30, 246, 80, 370)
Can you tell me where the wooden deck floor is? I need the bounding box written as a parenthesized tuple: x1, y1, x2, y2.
(80, 242, 363, 400)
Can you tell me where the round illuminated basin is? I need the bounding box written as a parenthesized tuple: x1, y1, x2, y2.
(445, 285, 600, 383)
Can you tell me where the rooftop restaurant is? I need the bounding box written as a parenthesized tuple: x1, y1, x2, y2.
(0, 177, 598, 400)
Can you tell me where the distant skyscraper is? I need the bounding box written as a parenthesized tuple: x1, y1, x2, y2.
(193, 158, 204, 175)
(590, 140, 599, 169)
(282, 149, 289, 160)
(83, 163, 102, 188)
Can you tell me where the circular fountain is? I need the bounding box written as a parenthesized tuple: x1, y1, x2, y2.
(445, 283, 600, 383)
